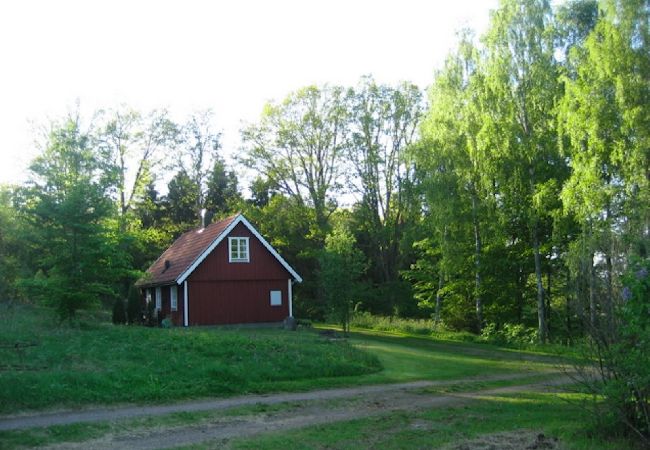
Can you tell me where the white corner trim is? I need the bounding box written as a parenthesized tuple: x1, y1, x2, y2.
(288, 279, 293, 317)
(183, 280, 188, 327)
(176, 214, 303, 284)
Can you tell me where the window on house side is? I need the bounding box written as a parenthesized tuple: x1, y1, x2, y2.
(171, 285, 178, 311)
(155, 287, 161, 310)
(270, 290, 282, 306)
(146, 289, 152, 304)
(229, 237, 250, 262)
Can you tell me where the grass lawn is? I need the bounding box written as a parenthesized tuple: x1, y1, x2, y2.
(0, 305, 567, 415)
(344, 329, 562, 383)
(228, 391, 634, 450)
(0, 306, 636, 449)
(0, 305, 380, 414)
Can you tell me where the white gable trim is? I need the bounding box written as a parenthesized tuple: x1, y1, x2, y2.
(176, 214, 303, 284)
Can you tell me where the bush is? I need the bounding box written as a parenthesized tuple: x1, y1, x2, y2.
(111, 298, 126, 324)
(126, 287, 142, 324)
(479, 323, 538, 347)
(348, 311, 478, 342)
(576, 258, 650, 445)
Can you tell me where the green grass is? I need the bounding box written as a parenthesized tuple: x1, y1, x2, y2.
(342, 328, 564, 382)
(0, 376, 563, 449)
(227, 391, 637, 450)
(349, 312, 584, 356)
(0, 306, 626, 450)
(0, 305, 380, 414)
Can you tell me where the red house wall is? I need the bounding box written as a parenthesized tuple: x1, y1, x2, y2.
(187, 222, 291, 325)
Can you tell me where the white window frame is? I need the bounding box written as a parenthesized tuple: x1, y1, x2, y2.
(270, 290, 282, 306)
(155, 287, 161, 311)
(228, 237, 250, 263)
(146, 289, 152, 304)
(170, 285, 178, 311)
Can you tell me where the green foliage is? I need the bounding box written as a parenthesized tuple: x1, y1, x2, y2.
(18, 118, 129, 320)
(345, 76, 423, 314)
(205, 156, 240, 215)
(582, 257, 650, 443)
(479, 323, 539, 347)
(126, 286, 142, 324)
(0, 186, 22, 302)
(240, 84, 348, 231)
(165, 169, 200, 226)
(318, 223, 367, 334)
(111, 298, 127, 324)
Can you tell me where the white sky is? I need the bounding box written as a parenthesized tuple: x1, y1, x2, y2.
(0, 0, 499, 186)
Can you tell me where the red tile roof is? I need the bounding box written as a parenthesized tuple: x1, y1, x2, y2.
(135, 214, 239, 288)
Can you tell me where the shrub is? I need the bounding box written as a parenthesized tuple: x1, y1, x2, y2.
(576, 258, 650, 445)
(111, 298, 126, 324)
(480, 323, 538, 347)
(126, 287, 142, 324)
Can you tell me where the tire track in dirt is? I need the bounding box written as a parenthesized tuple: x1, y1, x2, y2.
(0, 371, 555, 432)
(32, 375, 572, 450)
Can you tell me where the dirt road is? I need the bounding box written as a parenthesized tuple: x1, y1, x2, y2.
(0, 373, 572, 450)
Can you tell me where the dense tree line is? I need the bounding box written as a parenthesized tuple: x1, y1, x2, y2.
(0, 0, 647, 439)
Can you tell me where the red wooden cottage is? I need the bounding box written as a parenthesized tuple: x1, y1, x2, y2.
(135, 213, 302, 326)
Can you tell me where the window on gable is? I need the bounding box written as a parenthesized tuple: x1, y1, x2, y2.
(171, 285, 178, 311)
(229, 237, 250, 262)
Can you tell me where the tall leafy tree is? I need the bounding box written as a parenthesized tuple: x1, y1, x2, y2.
(415, 34, 490, 331)
(175, 110, 237, 219)
(165, 169, 201, 227)
(97, 107, 179, 224)
(480, 0, 564, 342)
(346, 77, 423, 306)
(241, 85, 348, 233)
(0, 186, 22, 302)
(318, 220, 366, 334)
(559, 0, 650, 331)
(20, 117, 128, 319)
(205, 156, 240, 217)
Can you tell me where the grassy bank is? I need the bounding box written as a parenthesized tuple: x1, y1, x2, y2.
(0, 305, 380, 414)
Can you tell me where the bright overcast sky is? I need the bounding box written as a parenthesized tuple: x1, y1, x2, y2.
(0, 0, 499, 186)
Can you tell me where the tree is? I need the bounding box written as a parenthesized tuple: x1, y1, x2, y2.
(0, 186, 22, 302)
(345, 76, 423, 312)
(20, 117, 128, 320)
(318, 220, 366, 334)
(165, 169, 200, 227)
(175, 111, 229, 215)
(241, 85, 348, 233)
(480, 0, 564, 342)
(205, 156, 240, 216)
(415, 33, 490, 331)
(97, 107, 179, 224)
